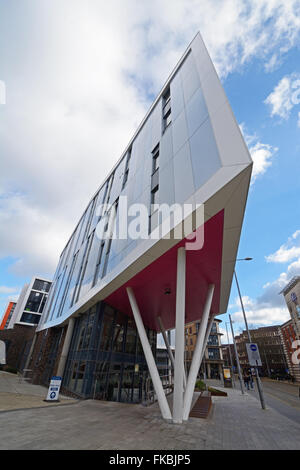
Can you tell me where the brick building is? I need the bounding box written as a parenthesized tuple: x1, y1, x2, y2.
(185, 318, 224, 379)
(235, 325, 288, 377)
(280, 276, 300, 382)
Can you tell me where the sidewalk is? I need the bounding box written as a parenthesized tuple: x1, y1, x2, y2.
(1, 372, 300, 449)
(0, 371, 77, 412)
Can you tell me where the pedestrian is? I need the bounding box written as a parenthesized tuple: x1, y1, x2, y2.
(243, 370, 250, 390)
(249, 368, 255, 390)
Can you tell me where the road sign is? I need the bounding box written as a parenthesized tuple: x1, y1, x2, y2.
(45, 376, 62, 401)
(246, 343, 262, 367)
(291, 292, 297, 303)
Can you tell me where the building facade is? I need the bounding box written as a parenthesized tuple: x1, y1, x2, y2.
(0, 301, 17, 330)
(235, 326, 288, 377)
(280, 319, 300, 382)
(7, 277, 52, 329)
(185, 319, 224, 379)
(221, 343, 237, 370)
(0, 277, 52, 372)
(26, 32, 252, 423)
(280, 276, 300, 382)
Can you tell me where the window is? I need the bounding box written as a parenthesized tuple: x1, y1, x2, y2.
(24, 291, 43, 313)
(151, 186, 159, 210)
(32, 279, 51, 292)
(152, 144, 160, 174)
(101, 200, 118, 279)
(125, 319, 137, 355)
(208, 348, 220, 360)
(162, 87, 172, 131)
(20, 312, 41, 325)
(122, 148, 131, 189)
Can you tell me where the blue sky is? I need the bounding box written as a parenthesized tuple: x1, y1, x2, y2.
(0, 0, 300, 342)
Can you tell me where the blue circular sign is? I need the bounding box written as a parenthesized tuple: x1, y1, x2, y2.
(291, 292, 297, 303)
(50, 392, 56, 399)
(250, 344, 257, 351)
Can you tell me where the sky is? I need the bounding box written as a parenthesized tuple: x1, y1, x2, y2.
(0, 0, 300, 344)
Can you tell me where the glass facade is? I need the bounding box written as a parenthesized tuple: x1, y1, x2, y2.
(63, 301, 156, 403)
(19, 278, 51, 326)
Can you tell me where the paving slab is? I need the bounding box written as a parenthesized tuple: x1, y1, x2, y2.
(0, 371, 78, 412)
(1, 372, 300, 450)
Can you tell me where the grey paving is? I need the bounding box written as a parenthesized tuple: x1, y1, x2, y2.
(0, 371, 77, 412)
(1, 372, 300, 450)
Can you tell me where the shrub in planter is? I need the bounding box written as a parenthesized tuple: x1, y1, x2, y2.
(195, 380, 206, 391)
(3, 365, 18, 374)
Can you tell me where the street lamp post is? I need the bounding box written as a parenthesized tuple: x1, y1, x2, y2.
(234, 259, 266, 410)
(229, 314, 244, 394)
(225, 322, 235, 387)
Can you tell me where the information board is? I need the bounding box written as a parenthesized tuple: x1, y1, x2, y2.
(46, 376, 62, 401)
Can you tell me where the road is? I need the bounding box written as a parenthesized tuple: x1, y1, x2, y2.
(248, 378, 300, 425)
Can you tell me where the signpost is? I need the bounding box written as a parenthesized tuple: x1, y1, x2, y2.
(45, 376, 62, 402)
(246, 343, 262, 367)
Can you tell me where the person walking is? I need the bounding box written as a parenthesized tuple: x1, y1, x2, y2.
(249, 368, 255, 390)
(243, 370, 250, 390)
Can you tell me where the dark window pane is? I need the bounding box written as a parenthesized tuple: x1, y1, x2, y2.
(24, 291, 43, 313)
(20, 312, 41, 324)
(32, 279, 51, 292)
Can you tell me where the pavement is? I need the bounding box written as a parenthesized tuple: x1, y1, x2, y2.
(0, 371, 78, 412)
(1, 372, 300, 450)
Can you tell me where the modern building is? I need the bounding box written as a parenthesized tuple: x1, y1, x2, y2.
(27, 32, 252, 423)
(7, 277, 52, 329)
(0, 277, 52, 372)
(280, 319, 299, 381)
(235, 326, 288, 376)
(280, 276, 300, 382)
(221, 343, 237, 370)
(156, 347, 174, 377)
(185, 318, 224, 379)
(0, 301, 17, 330)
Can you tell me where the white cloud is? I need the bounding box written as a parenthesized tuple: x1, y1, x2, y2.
(264, 73, 300, 120)
(266, 230, 300, 263)
(0, 286, 19, 294)
(231, 304, 289, 327)
(228, 230, 300, 330)
(239, 124, 277, 183)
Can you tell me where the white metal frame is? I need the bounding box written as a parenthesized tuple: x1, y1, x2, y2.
(126, 247, 215, 424)
(126, 286, 172, 421)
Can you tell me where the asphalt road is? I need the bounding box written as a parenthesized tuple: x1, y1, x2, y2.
(248, 378, 300, 425)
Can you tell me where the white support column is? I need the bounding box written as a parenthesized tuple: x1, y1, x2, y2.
(56, 317, 75, 378)
(200, 316, 215, 365)
(173, 246, 186, 424)
(183, 284, 215, 421)
(126, 287, 172, 421)
(157, 316, 187, 389)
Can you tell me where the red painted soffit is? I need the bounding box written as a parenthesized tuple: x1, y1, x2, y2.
(104, 209, 224, 332)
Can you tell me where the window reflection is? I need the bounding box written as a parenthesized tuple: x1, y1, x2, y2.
(63, 302, 154, 402)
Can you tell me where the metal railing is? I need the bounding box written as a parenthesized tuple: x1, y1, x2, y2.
(143, 374, 174, 406)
